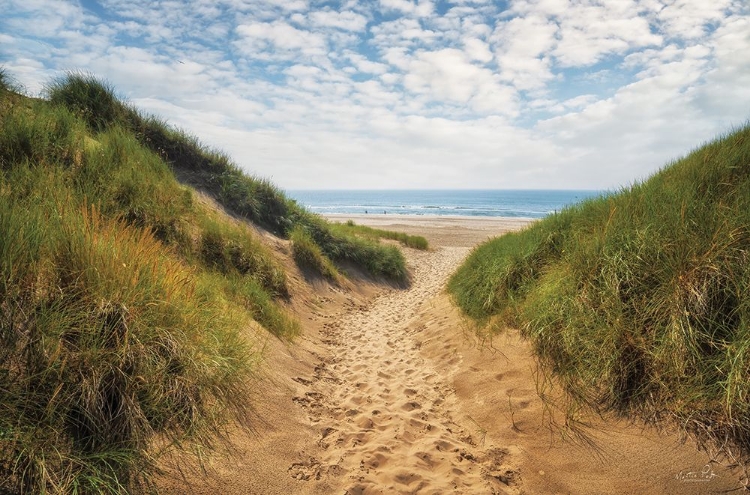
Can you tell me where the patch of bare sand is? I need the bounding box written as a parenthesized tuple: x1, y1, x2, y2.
(155, 231, 380, 495)
(290, 243, 522, 494)
(325, 214, 744, 494)
(159, 214, 745, 494)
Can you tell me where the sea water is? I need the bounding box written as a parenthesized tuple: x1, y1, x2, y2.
(287, 190, 603, 219)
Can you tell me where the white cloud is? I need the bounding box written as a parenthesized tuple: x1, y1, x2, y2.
(1, 0, 748, 190)
(309, 9, 368, 31)
(491, 15, 557, 90)
(463, 37, 493, 63)
(553, 14, 662, 67)
(371, 18, 440, 48)
(657, 0, 737, 39)
(693, 14, 750, 125)
(235, 21, 328, 58)
(401, 48, 518, 115)
(379, 0, 435, 17)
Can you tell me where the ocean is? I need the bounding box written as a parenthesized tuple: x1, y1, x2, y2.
(287, 190, 603, 219)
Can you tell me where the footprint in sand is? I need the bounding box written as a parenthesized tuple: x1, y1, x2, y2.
(288, 247, 522, 494)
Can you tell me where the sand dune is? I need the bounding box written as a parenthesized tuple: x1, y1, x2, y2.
(158, 215, 744, 494)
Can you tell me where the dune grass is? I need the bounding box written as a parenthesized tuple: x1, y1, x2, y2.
(293, 212, 409, 282)
(0, 197, 254, 493)
(46, 72, 409, 283)
(290, 226, 340, 281)
(0, 69, 415, 492)
(0, 73, 302, 493)
(332, 220, 429, 250)
(291, 219, 424, 282)
(448, 123, 750, 462)
(0, 68, 24, 102)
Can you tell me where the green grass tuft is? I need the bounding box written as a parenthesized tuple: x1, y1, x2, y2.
(290, 225, 340, 281)
(0, 100, 85, 170)
(46, 71, 138, 133)
(295, 212, 409, 282)
(448, 123, 750, 462)
(222, 274, 300, 339)
(0, 202, 253, 493)
(0, 67, 21, 96)
(332, 220, 429, 250)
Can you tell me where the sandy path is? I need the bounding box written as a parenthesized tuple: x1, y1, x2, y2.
(158, 214, 743, 494)
(290, 245, 519, 494)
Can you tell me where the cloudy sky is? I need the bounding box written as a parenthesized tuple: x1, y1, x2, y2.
(2, 0, 749, 190)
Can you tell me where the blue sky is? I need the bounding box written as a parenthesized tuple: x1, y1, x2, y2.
(2, 0, 749, 190)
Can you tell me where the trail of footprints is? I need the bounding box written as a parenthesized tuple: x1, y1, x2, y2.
(290, 247, 522, 494)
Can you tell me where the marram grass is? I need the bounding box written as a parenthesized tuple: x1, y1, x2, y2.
(333, 220, 429, 250)
(0, 71, 289, 493)
(0, 68, 414, 492)
(290, 225, 340, 281)
(0, 201, 253, 493)
(46, 72, 409, 282)
(449, 123, 750, 462)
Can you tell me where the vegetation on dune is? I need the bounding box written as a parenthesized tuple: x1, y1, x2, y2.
(449, 123, 750, 462)
(0, 69, 23, 103)
(297, 213, 410, 282)
(0, 74, 277, 493)
(333, 220, 429, 250)
(290, 226, 340, 281)
(47, 72, 409, 283)
(0, 69, 414, 493)
(0, 202, 252, 493)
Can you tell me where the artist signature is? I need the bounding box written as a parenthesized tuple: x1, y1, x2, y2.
(675, 464, 719, 482)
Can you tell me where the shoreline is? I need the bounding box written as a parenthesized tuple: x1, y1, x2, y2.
(323, 212, 536, 222)
(322, 213, 535, 247)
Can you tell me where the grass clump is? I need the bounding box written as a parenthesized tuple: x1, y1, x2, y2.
(0, 202, 252, 493)
(448, 123, 750, 462)
(295, 212, 409, 282)
(47, 72, 137, 133)
(0, 67, 21, 98)
(290, 226, 340, 281)
(0, 98, 86, 171)
(333, 220, 429, 250)
(198, 220, 288, 297)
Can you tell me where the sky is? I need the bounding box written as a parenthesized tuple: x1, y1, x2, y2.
(2, 0, 749, 190)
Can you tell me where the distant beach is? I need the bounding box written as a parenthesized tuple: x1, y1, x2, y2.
(288, 189, 602, 219)
(322, 213, 534, 246)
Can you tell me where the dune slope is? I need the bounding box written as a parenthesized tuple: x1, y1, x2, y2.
(161, 216, 744, 494)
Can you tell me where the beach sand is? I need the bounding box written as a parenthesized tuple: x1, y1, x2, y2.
(157, 214, 743, 494)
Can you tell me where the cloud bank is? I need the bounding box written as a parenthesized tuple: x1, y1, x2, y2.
(2, 0, 749, 190)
